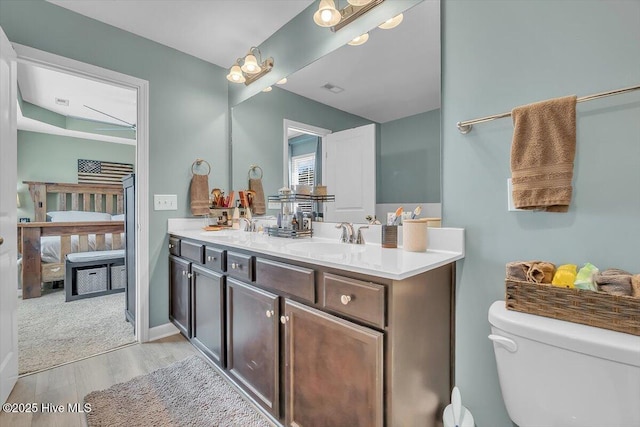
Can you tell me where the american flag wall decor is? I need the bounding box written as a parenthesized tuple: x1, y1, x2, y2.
(78, 159, 134, 185)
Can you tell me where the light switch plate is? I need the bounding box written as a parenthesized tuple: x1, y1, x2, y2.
(154, 194, 177, 211)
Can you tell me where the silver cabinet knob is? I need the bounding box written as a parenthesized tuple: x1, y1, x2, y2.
(169, 243, 174, 249)
(280, 315, 289, 324)
(231, 262, 237, 269)
(207, 255, 216, 262)
(340, 295, 352, 305)
(266, 310, 274, 318)
(182, 270, 186, 276)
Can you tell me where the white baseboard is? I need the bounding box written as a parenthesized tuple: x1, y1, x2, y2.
(148, 322, 180, 342)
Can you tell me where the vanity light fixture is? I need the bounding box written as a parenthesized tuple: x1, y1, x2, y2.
(313, 0, 384, 32)
(226, 47, 274, 86)
(262, 86, 273, 92)
(378, 13, 403, 29)
(277, 77, 288, 85)
(348, 32, 369, 46)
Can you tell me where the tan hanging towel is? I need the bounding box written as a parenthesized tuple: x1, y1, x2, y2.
(248, 165, 265, 215)
(190, 159, 210, 216)
(511, 95, 577, 212)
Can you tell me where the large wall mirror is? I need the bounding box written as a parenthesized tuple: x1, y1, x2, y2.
(231, 0, 440, 223)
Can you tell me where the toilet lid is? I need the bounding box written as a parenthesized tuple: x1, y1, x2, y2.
(488, 301, 640, 367)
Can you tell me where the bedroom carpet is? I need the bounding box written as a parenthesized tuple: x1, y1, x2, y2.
(84, 355, 273, 427)
(18, 288, 134, 375)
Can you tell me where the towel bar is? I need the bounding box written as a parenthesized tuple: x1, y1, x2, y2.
(457, 84, 640, 134)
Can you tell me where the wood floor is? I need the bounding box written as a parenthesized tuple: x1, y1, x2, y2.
(0, 334, 198, 427)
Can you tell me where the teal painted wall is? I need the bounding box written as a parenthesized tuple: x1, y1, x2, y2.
(17, 131, 136, 220)
(1, 0, 229, 328)
(378, 109, 440, 203)
(231, 86, 373, 205)
(442, 1, 640, 426)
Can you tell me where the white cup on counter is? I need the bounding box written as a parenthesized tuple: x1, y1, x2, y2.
(402, 218, 429, 252)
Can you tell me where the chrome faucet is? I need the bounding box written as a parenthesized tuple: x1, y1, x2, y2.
(355, 225, 368, 245)
(239, 217, 258, 232)
(335, 222, 355, 243)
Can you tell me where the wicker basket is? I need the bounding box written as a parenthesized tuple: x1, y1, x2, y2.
(505, 279, 640, 336)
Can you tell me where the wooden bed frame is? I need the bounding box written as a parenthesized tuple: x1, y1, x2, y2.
(18, 181, 125, 299)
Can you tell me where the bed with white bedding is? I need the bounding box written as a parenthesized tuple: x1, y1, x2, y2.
(18, 181, 126, 299)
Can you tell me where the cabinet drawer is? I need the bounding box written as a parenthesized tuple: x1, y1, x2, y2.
(205, 247, 226, 273)
(227, 251, 254, 282)
(180, 240, 204, 264)
(321, 273, 385, 329)
(255, 258, 315, 304)
(169, 237, 180, 256)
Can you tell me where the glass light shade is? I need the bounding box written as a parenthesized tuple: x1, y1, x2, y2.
(378, 13, 404, 29)
(241, 54, 262, 74)
(226, 65, 245, 83)
(277, 77, 288, 85)
(348, 32, 369, 46)
(313, 0, 341, 27)
(262, 86, 273, 92)
(347, 0, 373, 6)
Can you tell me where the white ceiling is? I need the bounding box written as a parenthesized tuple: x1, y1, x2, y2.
(38, 0, 440, 130)
(48, 0, 315, 67)
(17, 63, 137, 126)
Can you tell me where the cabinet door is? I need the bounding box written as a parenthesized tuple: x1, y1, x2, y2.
(191, 264, 225, 367)
(169, 255, 191, 338)
(284, 299, 383, 427)
(226, 278, 279, 417)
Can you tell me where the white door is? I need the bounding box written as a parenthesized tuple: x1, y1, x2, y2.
(0, 26, 19, 404)
(323, 123, 376, 223)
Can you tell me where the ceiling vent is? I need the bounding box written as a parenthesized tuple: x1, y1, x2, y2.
(322, 83, 344, 94)
(55, 98, 69, 106)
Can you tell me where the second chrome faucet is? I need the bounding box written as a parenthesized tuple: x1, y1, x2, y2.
(335, 222, 368, 244)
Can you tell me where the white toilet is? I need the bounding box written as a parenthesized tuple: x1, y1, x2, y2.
(488, 300, 640, 427)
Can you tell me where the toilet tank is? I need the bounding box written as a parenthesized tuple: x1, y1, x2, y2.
(488, 301, 640, 427)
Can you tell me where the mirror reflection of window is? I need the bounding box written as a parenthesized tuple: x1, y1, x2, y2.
(288, 132, 321, 213)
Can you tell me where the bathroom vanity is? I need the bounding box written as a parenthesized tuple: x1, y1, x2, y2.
(167, 224, 464, 427)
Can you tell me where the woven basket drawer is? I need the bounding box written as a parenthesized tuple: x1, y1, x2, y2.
(77, 267, 108, 295)
(505, 279, 640, 336)
(111, 265, 126, 289)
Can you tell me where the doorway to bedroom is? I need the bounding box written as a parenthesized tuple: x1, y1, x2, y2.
(15, 60, 138, 375)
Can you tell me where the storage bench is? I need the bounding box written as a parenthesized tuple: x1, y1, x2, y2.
(65, 250, 126, 302)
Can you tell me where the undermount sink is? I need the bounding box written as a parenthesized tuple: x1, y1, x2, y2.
(286, 241, 366, 257)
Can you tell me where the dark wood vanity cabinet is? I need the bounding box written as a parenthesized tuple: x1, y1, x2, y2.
(169, 255, 191, 338)
(169, 235, 454, 427)
(226, 278, 280, 418)
(191, 264, 225, 367)
(283, 299, 384, 427)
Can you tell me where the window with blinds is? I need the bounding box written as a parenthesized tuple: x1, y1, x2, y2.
(291, 153, 315, 213)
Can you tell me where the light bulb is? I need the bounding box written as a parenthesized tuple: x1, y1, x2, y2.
(313, 0, 341, 27)
(378, 13, 403, 30)
(277, 78, 288, 85)
(226, 65, 245, 84)
(348, 32, 369, 46)
(262, 86, 273, 93)
(241, 53, 262, 75)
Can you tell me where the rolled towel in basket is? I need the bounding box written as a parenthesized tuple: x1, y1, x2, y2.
(596, 269, 633, 296)
(632, 275, 640, 298)
(506, 261, 555, 284)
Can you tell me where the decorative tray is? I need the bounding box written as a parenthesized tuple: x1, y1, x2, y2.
(266, 227, 312, 239)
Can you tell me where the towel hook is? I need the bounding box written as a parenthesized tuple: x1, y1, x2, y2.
(191, 158, 211, 175)
(248, 165, 263, 179)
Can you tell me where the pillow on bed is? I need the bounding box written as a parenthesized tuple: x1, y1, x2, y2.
(46, 210, 113, 222)
(111, 214, 125, 221)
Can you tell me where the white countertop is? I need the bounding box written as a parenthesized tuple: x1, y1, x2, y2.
(168, 219, 464, 280)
